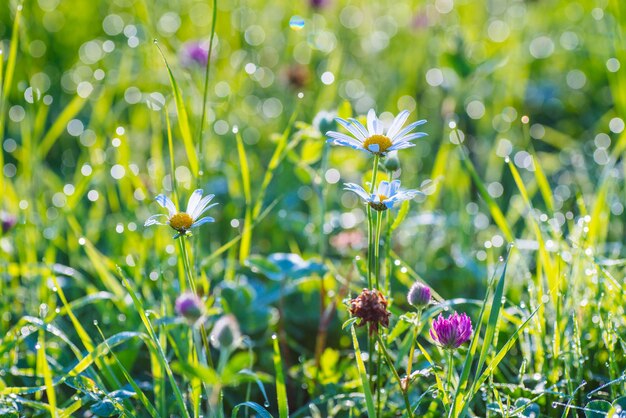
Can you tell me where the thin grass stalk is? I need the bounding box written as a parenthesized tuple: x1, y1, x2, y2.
(376, 333, 414, 418)
(197, 0, 218, 164)
(406, 309, 422, 379)
(446, 350, 454, 409)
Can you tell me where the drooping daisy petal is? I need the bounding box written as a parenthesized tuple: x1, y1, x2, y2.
(186, 189, 204, 215)
(343, 183, 371, 201)
(156, 194, 177, 216)
(191, 216, 215, 228)
(145, 214, 169, 227)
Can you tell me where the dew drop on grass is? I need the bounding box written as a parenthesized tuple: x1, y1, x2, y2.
(289, 16, 305, 31)
(264, 401, 270, 408)
(271, 333, 277, 340)
(504, 156, 510, 163)
(35, 344, 41, 350)
(93, 320, 98, 326)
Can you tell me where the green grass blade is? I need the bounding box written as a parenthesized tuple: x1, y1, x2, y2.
(232, 402, 274, 418)
(37, 329, 57, 416)
(272, 334, 289, 418)
(457, 141, 514, 242)
(154, 41, 199, 176)
(350, 327, 376, 418)
(38, 95, 88, 157)
(236, 131, 253, 263)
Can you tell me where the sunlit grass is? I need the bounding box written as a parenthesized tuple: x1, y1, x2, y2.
(1, 0, 626, 416)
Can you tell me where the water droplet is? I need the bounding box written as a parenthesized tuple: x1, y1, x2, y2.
(271, 334, 277, 340)
(264, 401, 270, 408)
(297, 92, 304, 99)
(504, 156, 510, 163)
(289, 16, 305, 31)
(93, 320, 99, 326)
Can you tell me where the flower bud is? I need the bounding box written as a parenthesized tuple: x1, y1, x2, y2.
(407, 282, 431, 309)
(1, 212, 17, 234)
(210, 314, 242, 350)
(313, 110, 337, 134)
(384, 151, 400, 171)
(175, 292, 205, 324)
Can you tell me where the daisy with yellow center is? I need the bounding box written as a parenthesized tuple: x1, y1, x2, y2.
(145, 189, 217, 238)
(344, 180, 422, 211)
(326, 109, 427, 156)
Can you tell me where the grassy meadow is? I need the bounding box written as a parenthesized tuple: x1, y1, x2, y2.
(1, 0, 626, 416)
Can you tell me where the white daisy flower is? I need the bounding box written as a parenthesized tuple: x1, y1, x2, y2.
(145, 189, 217, 237)
(326, 109, 427, 156)
(344, 180, 422, 211)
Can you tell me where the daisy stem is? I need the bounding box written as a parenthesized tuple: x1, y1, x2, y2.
(376, 333, 414, 418)
(374, 210, 383, 290)
(179, 237, 197, 295)
(367, 154, 380, 289)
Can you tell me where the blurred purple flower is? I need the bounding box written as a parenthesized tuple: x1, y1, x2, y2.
(1, 212, 17, 234)
(430, 312, 472, 350)
(181, 41, 209, 67)
(407, 282, 431, 309)
(175, 292, 205, 324)
(310, 0, 330, 10)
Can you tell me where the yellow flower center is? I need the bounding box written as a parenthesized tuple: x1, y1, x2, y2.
(169, 212, 193, 231)
(362, 135, 392, 154)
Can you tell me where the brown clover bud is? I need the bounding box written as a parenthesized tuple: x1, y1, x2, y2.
(349, 288, 391, 335)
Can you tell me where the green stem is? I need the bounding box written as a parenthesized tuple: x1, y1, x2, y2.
(446, 350, 455, 405)
(178, 237, 197, 294)
(406, 310, 422, 379)
(367, 154, 380, 289)
(376, 333, 414, 418)
(374, 210, 383, 289)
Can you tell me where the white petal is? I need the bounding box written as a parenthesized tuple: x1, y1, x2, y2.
(389, 180, 401, 196)
(194, 202, 218, 220)
(186, 189, 203, 215)
(343, 183, 370, 201)
(155, 194, 177, 216)
(145, 214, 169, 227)
(386, 110, 410, 139)
(395, 120, 426, 140)
(191, 217, 215, 228)
(327, 131, 363, 148)
(388, 142, 416, 151)
(395, 132, 428, 143)
(191, 194, 215, 219)
(378, 180, 391, 197)
(336, 118, 366, 141)
(348, 118, 370, 139)
(367, 109, 377, 136)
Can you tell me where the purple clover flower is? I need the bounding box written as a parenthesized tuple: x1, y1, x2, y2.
(310, 0, 330, 10)
(1, 212, 17, 234)
(407, 282, 431, 309)
(430, 312, 473, 350)
(180, 41, 209, 67)
(175, 292, 205, 324)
